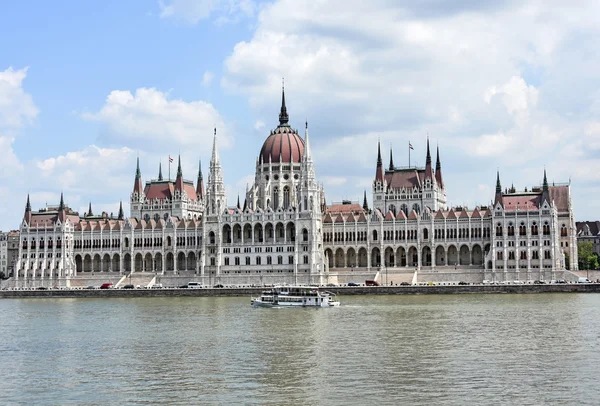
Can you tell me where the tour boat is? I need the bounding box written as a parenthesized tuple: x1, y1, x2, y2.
(251, 286, 340, 308)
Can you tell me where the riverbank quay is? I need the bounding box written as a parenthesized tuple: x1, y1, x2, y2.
(2, 283, 600, 299)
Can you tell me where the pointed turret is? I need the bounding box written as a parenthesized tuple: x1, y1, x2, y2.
(389, 145, 394, 171)
(237, 194, 241, 209)
(196, 159, 204, 199)
(363, 190, 369, 211)
(87, 202, 93, 217)
(132, 157, 144, 196)
(243, 198, 247, 211)
(118, 201, 124, 220)
(435, 144, 444, 189)
(174, 155, 184, 193)
(57, 192, 66, 223)
(158, 162, 163, 181)
(24, 194, 32, 224)
(304, 120, 312, 161)
(424, 138, 434, 181)
(207, 127, 227, 214)
(541, 168, 551, 205)
(279, 80, 289, 126)
(494, 171, 504, 207)
(375, 140, 384, 182)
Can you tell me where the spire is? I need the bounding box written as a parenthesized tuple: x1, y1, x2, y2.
(279, 79, 289, 126)
(363, 190, 368, 211)
(211, 128, 220, 164)
(389, 145, 394, 171)
(495, 170, 502, 194)
(434, 144, 444, 189)
(136, 156, 141, 179)
(541, 168, 551, 205)
(196, 159, 204, 198)
(174, 154, 184, 193)
(118, 201, 124, 220)
(237, 194, 241, 209)
(132, 157, 144, 195)
(425, 137, 433, 180)
(88, 202, 93, 217)
(375, 139, 384, 182)
(25, 193, 31, 212)
(58, 192, 65, 211)
(304, 120, 311, 161)
(494, 170, 504, 208)
(243, 198, 247, 211)
(158, 162, 163, 181)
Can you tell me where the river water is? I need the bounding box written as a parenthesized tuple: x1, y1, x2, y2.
(0, 294, 599, 405)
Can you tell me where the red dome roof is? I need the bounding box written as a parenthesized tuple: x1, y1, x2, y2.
(260, 125, 305, 164)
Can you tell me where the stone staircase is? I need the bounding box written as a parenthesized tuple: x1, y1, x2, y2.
(120, 272, 157, 288)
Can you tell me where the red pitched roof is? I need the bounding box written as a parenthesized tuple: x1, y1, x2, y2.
(549, 185, 569, 212)
(327, 203, 363, 214)
(396, 210, 407, 220)
(384, 211, 395, 221)
(459, 209, 470, 219)
(384, 169, 423, 189)
(408, 210, 418, 220)
(334, 213, 345, 223)
(446, 209, 457, 219)
(434, 209, 445, 220)
(503, 194, 539, 211)
(356, 212, 367, 222)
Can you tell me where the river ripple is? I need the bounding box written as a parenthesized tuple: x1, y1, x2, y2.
(0, 294, 599, 405)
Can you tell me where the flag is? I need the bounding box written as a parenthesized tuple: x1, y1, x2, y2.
(169, 156, 173, 163)
(409, 142, 414, 150)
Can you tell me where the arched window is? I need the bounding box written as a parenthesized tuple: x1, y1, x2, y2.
(273, 187, 279, 210)
(283, 186, 290, 208)
(372, 230, 378, 241)
(389, 205, 396, 216)
(302, 228, 308, 242)
(209, 231, 215, 244)
(400, 204, 408, 216)
(412, 203, 420, 214)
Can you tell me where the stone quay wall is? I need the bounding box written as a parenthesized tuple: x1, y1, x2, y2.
(2, 283, 600, 299)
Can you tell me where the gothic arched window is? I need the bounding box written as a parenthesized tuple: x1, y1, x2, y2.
(283, 186, 290, 208)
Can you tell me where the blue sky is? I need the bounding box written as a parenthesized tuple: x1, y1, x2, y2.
(1, 0, 600, 230)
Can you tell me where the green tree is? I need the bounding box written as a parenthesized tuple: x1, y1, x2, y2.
(578, 241, 599, 270)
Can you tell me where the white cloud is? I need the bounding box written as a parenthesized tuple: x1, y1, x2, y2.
(0, 67, 38, 130)
(202, 71, 214, 87)
(83, 87, 230, 155)
(159, 0, 255, 24)
(222, 0, 600, 219)
(321, 176, 347, 187)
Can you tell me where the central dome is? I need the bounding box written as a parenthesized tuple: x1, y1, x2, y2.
(258, 87, 305, 164)
(260, 126, 305, 164)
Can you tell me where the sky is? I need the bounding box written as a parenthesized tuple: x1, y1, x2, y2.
(1, 0, 600, 230)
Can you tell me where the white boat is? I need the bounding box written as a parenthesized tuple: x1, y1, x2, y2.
(251, 286, 340, 308)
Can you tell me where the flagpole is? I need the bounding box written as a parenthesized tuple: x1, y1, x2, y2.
(168, 157, 171, 181)
(409, 141, 411, 168)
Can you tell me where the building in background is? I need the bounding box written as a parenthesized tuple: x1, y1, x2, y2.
(576, 221, 600, 256)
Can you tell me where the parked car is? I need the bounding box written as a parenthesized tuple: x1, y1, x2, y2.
(578, 277, 591, 283)
(365, 280, 380, 286)
(151, 283, 163, 289)
(400, 282, 411, 286)
(458, 281, 468, 285)
(86, 285, 96, 289)
(347, 282, 360, 286)
(122, 284, 134, 289)
(100, 283, 113, 289)
(37, 286, 47, 290)
(213, 284, 224, 288)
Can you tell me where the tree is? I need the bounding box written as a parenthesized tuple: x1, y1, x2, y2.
(578, 241, 599, 270)
(564, 252, 570, 270)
